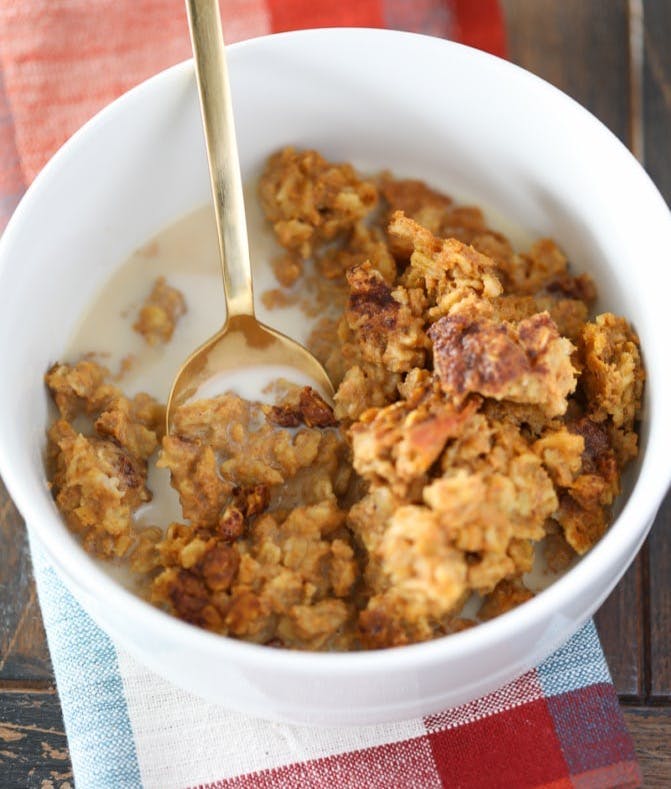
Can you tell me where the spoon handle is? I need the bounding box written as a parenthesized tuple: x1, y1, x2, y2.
(186, 0, 254, 320)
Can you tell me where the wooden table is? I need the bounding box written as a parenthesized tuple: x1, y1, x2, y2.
(1, 2, 670, 786)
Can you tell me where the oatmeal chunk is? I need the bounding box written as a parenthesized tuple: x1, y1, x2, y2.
(543, 415, 624, 555)
(158, 437, 234, 527)
(378, 505, 468, 620)
(160, 392, 344, 520)
(578, 313, 644, 430)
(555, 491, 610, 555)
(46, 361, 165, 450)
(496, 238, 568, 295)
(350, 372, 556, 630)
(297, 387, 337, 428)
(533, 428, 584, 487)
(423, 454, 556, 556)
(429, 311, 576, 417)
(46, 360, 115, 419)
(148, 388, 357, 647)
(345, 263, 427, 373)
(545, 271, 597, 304)
(45, 361, 163, 558)
(151, 529, 241, 630)
(272, 253, 303, 287)
(95, 398, 160, 460)
(350, 385, 475, 495)
(133, 276, 186, 345)
(333, 363, 400, 422)
(380, 174, 453, 227)
(259, 147, 378, 259)
(535, 295, 590, 341)
(390, 211, 502, 318)
(317, 222, 397, 284)
(381, 174, 494, 259)
(48, 419, 150, 558)
(266, 386, 337, 429)
(380, 175, 455, 255)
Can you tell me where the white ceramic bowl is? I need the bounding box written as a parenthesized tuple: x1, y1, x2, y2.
(1, 29, 670, 726)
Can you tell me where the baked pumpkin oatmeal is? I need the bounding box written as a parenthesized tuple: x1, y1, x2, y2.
(45, 146, 644, 650)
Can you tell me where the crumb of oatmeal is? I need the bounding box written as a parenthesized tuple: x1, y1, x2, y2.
(113, 354, 137, 381)
(133, 276, 186, 345)
(261, 288, 296, 310)
(272, 253, 303, 288)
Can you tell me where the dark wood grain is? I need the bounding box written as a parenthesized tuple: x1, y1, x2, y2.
(643, 0, 671, 205)
(623, 707, 671, 787)
(595, 562, 646, 700)
(0, 691, 72, 789)
(0, 477, 53, 683)
(501, 0, 631, 141)
(649, 492, 671, 701)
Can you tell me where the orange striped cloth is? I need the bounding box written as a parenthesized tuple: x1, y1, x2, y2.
(0, 0, 504, 228)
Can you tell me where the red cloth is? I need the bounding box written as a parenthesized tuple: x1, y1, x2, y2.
(0, 0, 504, 193)
(186, 669, 640, 788)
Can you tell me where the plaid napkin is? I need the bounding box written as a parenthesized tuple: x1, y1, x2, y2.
(1, 1, 642, 787)
(30, 533, 640, 789)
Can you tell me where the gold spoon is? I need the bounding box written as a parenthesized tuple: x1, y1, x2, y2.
(167, 0, 334, 428)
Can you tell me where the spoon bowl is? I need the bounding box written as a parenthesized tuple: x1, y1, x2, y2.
(167, 0, 332, 428)
(168, 314, 334, 412)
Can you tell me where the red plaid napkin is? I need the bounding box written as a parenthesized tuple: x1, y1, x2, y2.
(0, 2, 641, 787)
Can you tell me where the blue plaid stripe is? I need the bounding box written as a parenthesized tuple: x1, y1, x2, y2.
(546, 684, 639, 779)
(30, 533, 142, 789)
(537, 620, 611, 698)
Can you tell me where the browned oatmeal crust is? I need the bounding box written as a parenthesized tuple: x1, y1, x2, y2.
(46, 147, 644, 651)
(429, 311, 576, 417)
(265, 386, 338, 429)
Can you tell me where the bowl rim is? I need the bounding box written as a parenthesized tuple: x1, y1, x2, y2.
(1, 26, 670, 674)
